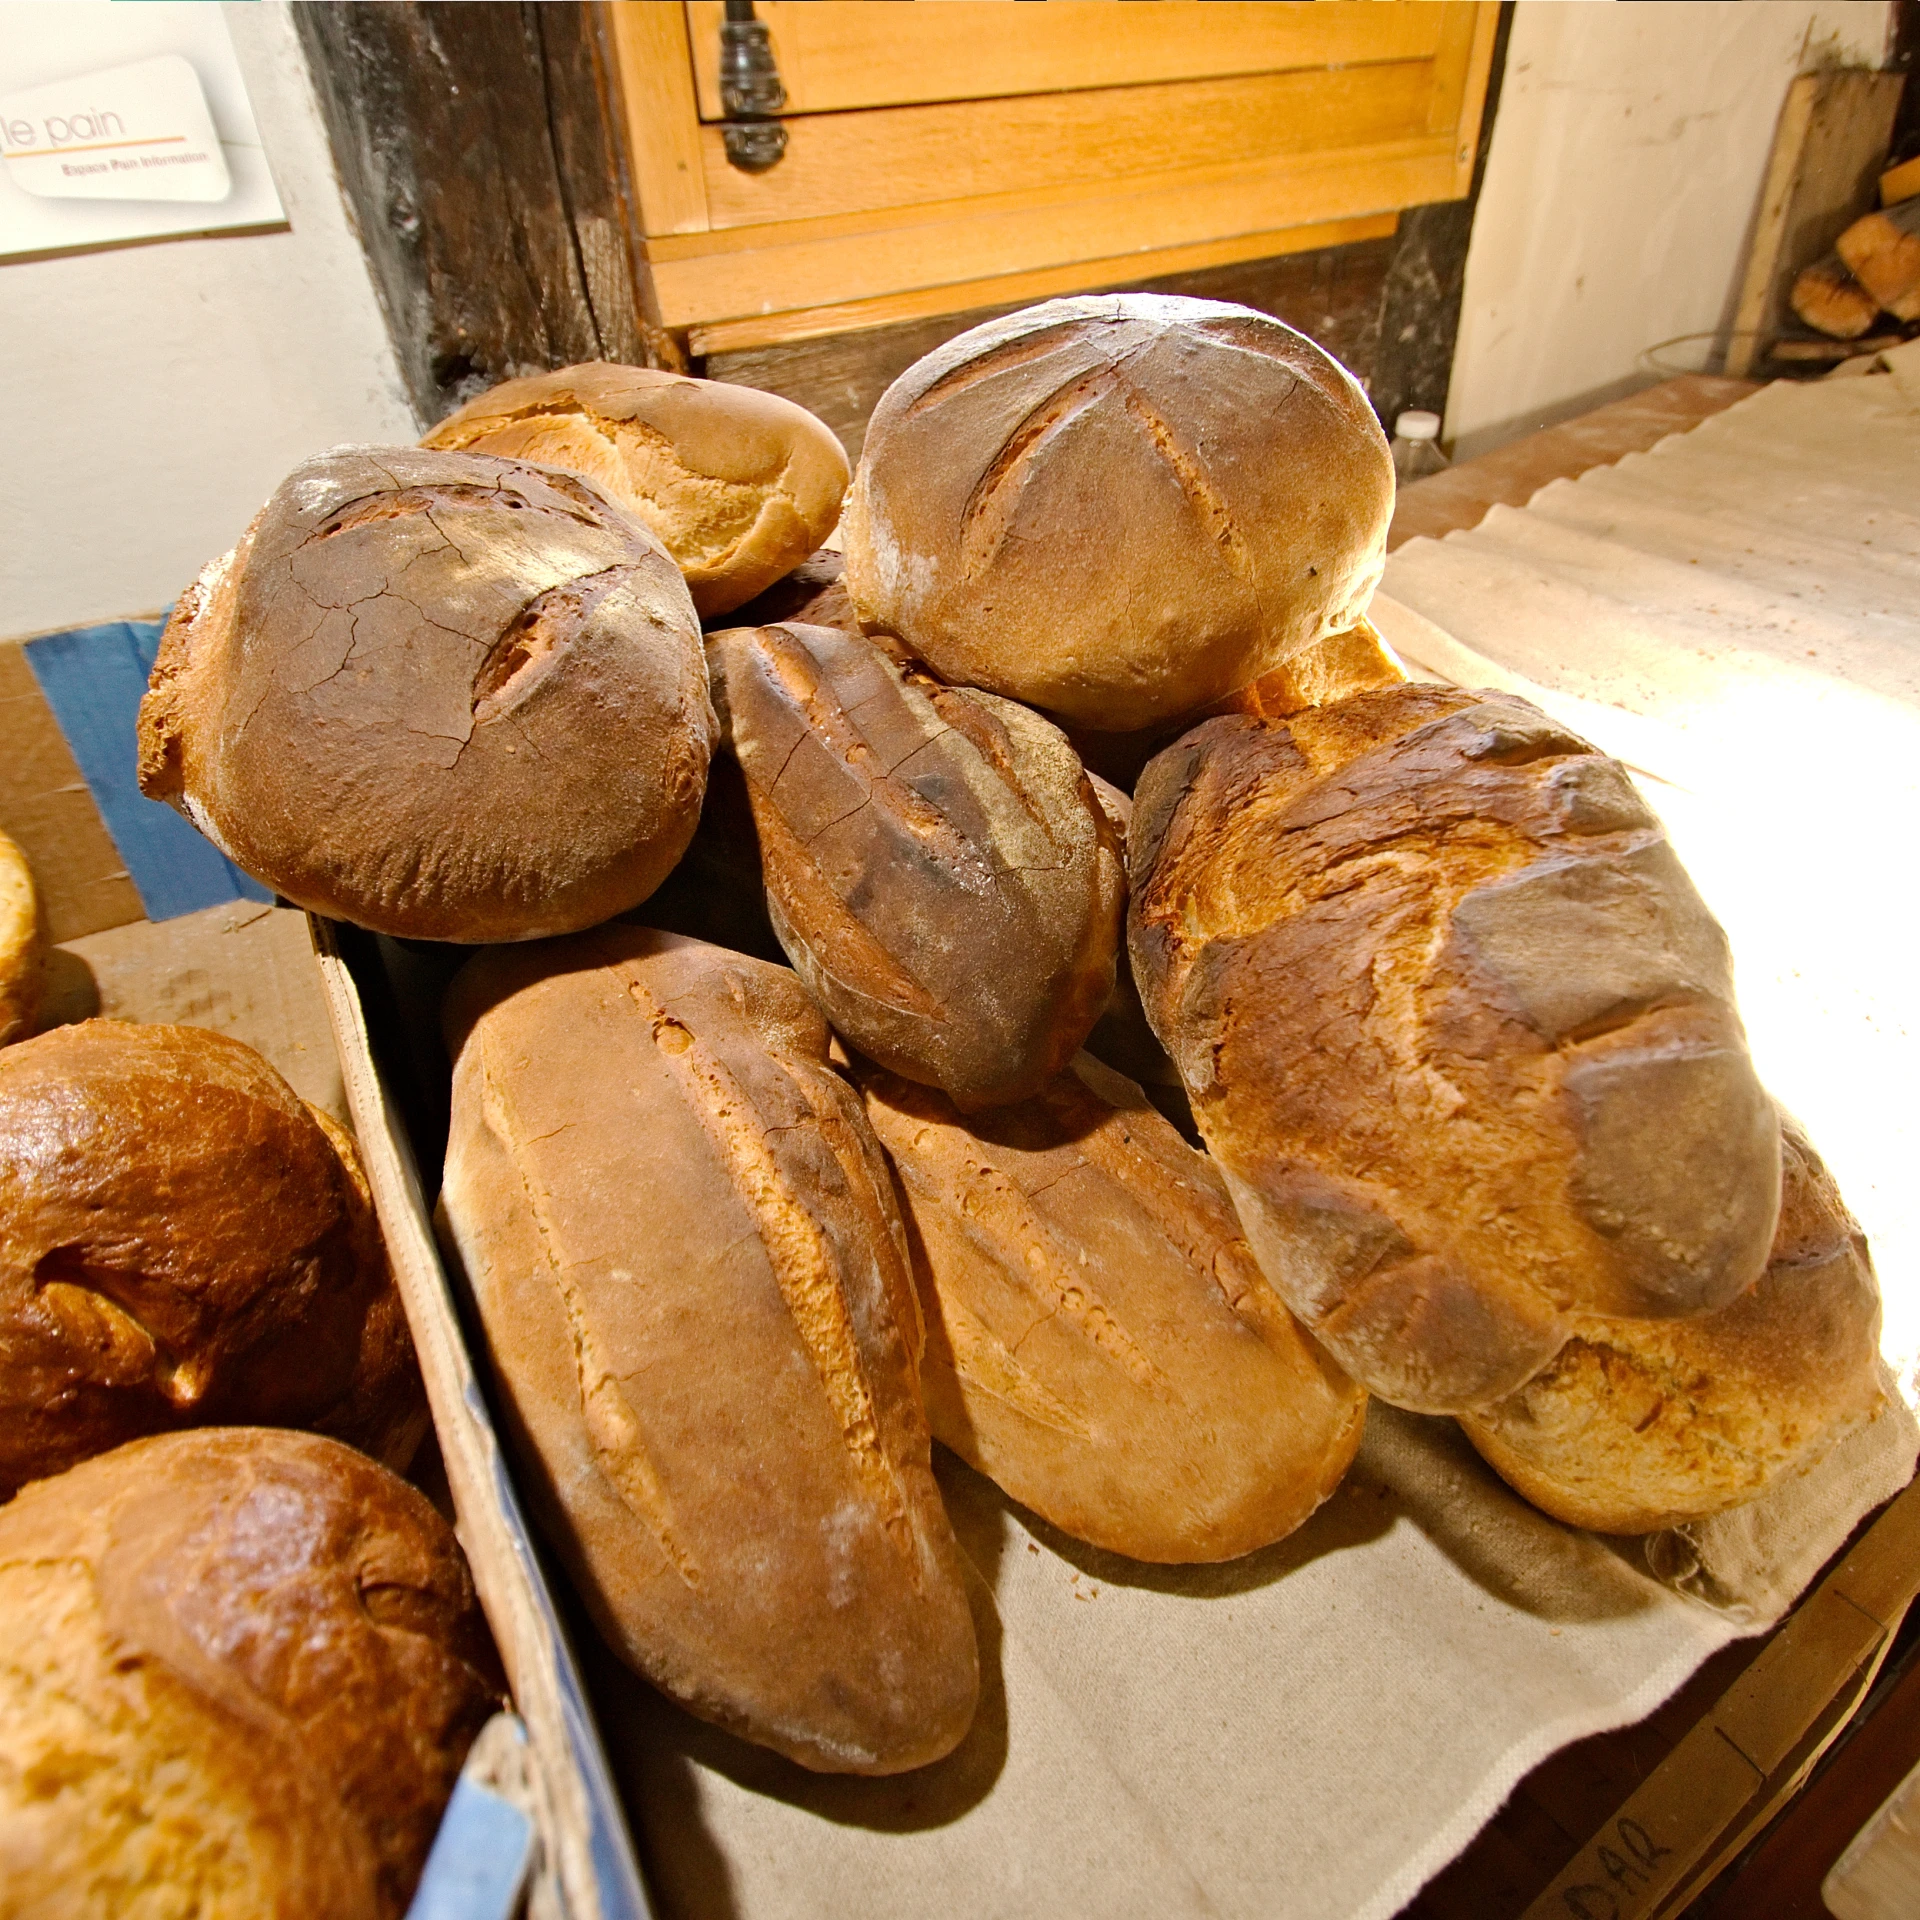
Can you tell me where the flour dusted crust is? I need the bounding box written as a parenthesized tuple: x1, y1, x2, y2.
(1462, 1119, 1885, 1533)
(136, 445, 713, 942)
(440, 927, 978, 1774)
(857, 1052, 1366, 1561)
(0, 1429, 500, 1918)
(706, 620, 1125, 1108)
(843, 294, 1394, 731)
(424, 363, 850, 618)
(1129, 685, 1781, 1414)
(0, 829, 42, 1046)
(0, 1020, 425, 1495)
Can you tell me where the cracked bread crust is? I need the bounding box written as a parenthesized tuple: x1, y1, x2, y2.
(842, 293, 1394, 732)
(707, 621, 1125, 1110)
(1128, 685, 1780, 1415)
(0, 1428, 501, 1918)
(857, 1051, 1366, 1562)
(422, 363, 850, 619)
(0, 829, 42, 1047)
(439, 927, 978, 1774)
(136, 445, 713, 943)
(0, 1021, 425, 1496)
(1461, 1119, 1885, 1533)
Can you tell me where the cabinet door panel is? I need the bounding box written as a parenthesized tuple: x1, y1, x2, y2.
(684, 1, 1448, 119)
(700, 60, 1436, 232)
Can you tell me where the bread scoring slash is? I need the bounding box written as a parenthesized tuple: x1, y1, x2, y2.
(439, 927, 978, 1774)
(1129, 685, 1781, 1415)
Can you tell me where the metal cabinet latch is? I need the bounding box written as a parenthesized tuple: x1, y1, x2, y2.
(719, 0, 787, 173)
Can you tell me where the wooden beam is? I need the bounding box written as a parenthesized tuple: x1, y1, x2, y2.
(293, 1, 676, 426)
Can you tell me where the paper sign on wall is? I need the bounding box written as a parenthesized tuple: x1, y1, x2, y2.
(2, 56, 232, 205)
(0, 4, 284, 262)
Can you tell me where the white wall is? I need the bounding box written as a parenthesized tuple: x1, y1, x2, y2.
(0, 3, 415, 641)
(1447, 0, 1892, 456)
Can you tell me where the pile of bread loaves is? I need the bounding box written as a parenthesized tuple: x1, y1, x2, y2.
(99, 294, 1882, 1783)
(0, 993, 502, 1909)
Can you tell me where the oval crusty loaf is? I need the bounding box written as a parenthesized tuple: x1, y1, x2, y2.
(0, 1020, 425, 1497)
(706, 620, 1125, 1109)
(857, 1052, 1366, 1562)
(1461, 1118, 1885, 1534)
(440, 927, 978, 1774)
(1129, 685, 1781, 1415)
(842, 293, 1394, 732)
(0, 1428, 501, 1918)
(423, 363, 850, 619)
(137, 446, 713, 942)
(0, 828, 42, 1046)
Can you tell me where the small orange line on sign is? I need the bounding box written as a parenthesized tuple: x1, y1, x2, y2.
(1, 134, 189, 159)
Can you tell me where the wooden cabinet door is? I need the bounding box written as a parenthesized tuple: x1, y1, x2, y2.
(606, 1, 1499, 353)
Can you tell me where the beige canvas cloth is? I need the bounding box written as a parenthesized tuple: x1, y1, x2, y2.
(610, 367, 1919, 1920)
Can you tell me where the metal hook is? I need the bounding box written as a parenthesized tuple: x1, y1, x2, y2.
(719, 0, 787, 173)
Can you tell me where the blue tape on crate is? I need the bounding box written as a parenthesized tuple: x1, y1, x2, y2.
(406, 1765, 535, 1920)
(23, 615, 271, 923)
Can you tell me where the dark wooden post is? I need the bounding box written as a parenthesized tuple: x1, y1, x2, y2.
(293, 1, 678, 427)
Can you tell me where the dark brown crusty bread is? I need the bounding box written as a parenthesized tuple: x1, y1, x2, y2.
(842, 293, 1394, 731)
(0, 1021, 425, 1496)
(857, 1052, 1366, 1561)
(137, 446, 713, 942)
(720, 545, 858, 636)
(440, 927, 978, 1773)
(1461, 1119, 1885, 1533)
(0, 1428, 501, 1918)
(706, 620, 1125, 1109)
(423, 363, 850, 618)
(1129, 685, 1781, 1415)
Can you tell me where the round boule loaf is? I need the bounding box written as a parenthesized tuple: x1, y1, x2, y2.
(1461, 1118, 1885, 1533)
(856, 1051, 1366, 1562)
(706, 620, 1124, 1108)
(423, 363, 850, 618)
(1129, 684, 1782, 1415)
(137, 445, 713, 942)
(842, 294, 1394, 732)
(0, 1428, 501, 1918)
(0, 1020, 425, 1495)
(0, 829, 42, 1046)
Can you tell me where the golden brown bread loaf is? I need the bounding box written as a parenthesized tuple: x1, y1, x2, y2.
(0, 1428, 501, 1917)
(440, 927, 978, 1773)
(1204, 614, 1408, 721)
(423, 363, 850, 618)
(721, 545, 859, 636)
(0, 1021, 425, 1496)
(1461, 1119, 1885, 1533)
(1129, 685, 1781, 1415)
(706, 620, 1125, 1109)
(0, 829, 42, 1046)
(137, 446, 712, 942)
(857, 1052, 1366, 1561)
(842, 294, 1394, 732)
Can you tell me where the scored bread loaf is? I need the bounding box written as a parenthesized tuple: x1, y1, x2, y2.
(0, 1429, 501, 1919)
(1461, 1118, 1885, 1534)
(423, 363, 850, 618)
(440, 927, 978, 1773)
(0, 1020, 425, 1496)
(1129, 685, 1781, 1415)
(706, 620, 1124, 1109)
(843, 294, 1394, 731)
(856, 1052, 1366, 1561)
(137, 446, 713, 942)
(0, 829, 42, 1046)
